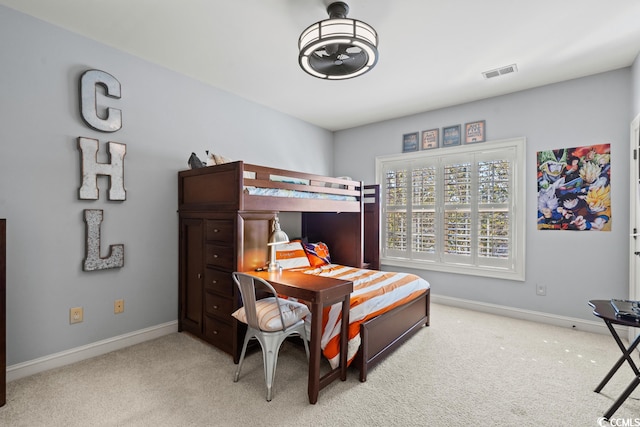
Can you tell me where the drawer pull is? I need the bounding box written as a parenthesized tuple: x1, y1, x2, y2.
(213, 228, 219, 233)
(213, 330, 218, 335)
(212, 279, 218, 284)
(197, 273, 202, 279)
(213, 305, 219, 309)
(213, 254, 219, 258)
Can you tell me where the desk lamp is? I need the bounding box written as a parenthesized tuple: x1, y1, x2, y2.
(267, 214, 289, 272)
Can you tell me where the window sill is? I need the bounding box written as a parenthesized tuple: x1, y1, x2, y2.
(381, 257, 525, 282)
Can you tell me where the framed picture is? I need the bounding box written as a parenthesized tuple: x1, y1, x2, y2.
(442, 125, 461, 147)
(464, 120, 486, 144)
(421, 129, 439, 150)
(402, 132, 419, 152)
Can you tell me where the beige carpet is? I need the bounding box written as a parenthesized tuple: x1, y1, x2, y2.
(1, 303, 639, 426)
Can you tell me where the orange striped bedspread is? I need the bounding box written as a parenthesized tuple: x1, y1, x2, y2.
(289, 264, 430, 369)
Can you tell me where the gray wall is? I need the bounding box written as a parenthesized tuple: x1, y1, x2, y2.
(0, 7, 333, 366)
(333, 69, 632, 322)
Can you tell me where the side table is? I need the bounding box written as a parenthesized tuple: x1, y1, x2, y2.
(588, 299, 640, 420)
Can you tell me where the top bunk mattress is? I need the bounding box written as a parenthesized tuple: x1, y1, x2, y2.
(243, 186, 358, 201)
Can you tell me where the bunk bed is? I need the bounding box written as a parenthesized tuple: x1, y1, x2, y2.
(177, 160, 430, 383)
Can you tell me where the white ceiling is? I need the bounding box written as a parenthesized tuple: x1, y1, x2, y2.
(3, 0, 640, 131)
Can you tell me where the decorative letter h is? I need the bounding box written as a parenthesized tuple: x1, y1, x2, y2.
(78, 137, 127, 201)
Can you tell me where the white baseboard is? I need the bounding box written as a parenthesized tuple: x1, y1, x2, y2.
(6, 320, 178, 382)
(431, 294, 627, 336)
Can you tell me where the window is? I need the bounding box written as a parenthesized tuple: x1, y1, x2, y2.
(376, 137, 525, 281)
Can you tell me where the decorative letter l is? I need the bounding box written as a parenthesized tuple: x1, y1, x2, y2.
(83, 209, 124, 271)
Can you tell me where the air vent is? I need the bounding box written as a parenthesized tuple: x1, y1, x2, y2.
(483, 70, 500, 79)
(482, 64, 518, 79)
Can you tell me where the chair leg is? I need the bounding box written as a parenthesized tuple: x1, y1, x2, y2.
(261, 335, 288, 402)
(235, 326, 308, 401)
(263, 347, 278, 402)
(234, 332, 253, 382)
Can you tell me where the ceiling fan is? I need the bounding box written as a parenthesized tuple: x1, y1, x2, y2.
(298, 2, 379, 80)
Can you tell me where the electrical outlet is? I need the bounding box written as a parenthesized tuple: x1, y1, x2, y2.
(70, 307, 83, 324)
(114, 299, 124, 314)
(536, 284, 547, 296)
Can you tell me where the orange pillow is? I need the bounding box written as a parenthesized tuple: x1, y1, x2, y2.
(303, 242, 331, 267)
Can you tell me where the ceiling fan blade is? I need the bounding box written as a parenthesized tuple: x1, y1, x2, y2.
(309, 52, 368, 75)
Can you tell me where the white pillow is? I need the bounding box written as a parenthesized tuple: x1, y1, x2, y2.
(232, 297, 310, 332)
(275, 241, 311, 269)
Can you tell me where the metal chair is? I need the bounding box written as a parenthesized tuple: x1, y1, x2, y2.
(231, 272, 310, 401)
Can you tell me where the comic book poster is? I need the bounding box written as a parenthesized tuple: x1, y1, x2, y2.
(537, 144, 611, 231)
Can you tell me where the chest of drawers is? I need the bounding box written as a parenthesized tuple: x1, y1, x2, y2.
(178, 212, 272, 361)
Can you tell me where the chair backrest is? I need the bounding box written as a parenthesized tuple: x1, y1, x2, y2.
(232, 272, 288, 332)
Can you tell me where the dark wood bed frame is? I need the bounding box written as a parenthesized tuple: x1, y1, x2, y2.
(178, 161, 430, 382)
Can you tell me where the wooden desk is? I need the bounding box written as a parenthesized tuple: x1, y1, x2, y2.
(589, 299, 640, 420)
(249, 270, 352, 404)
